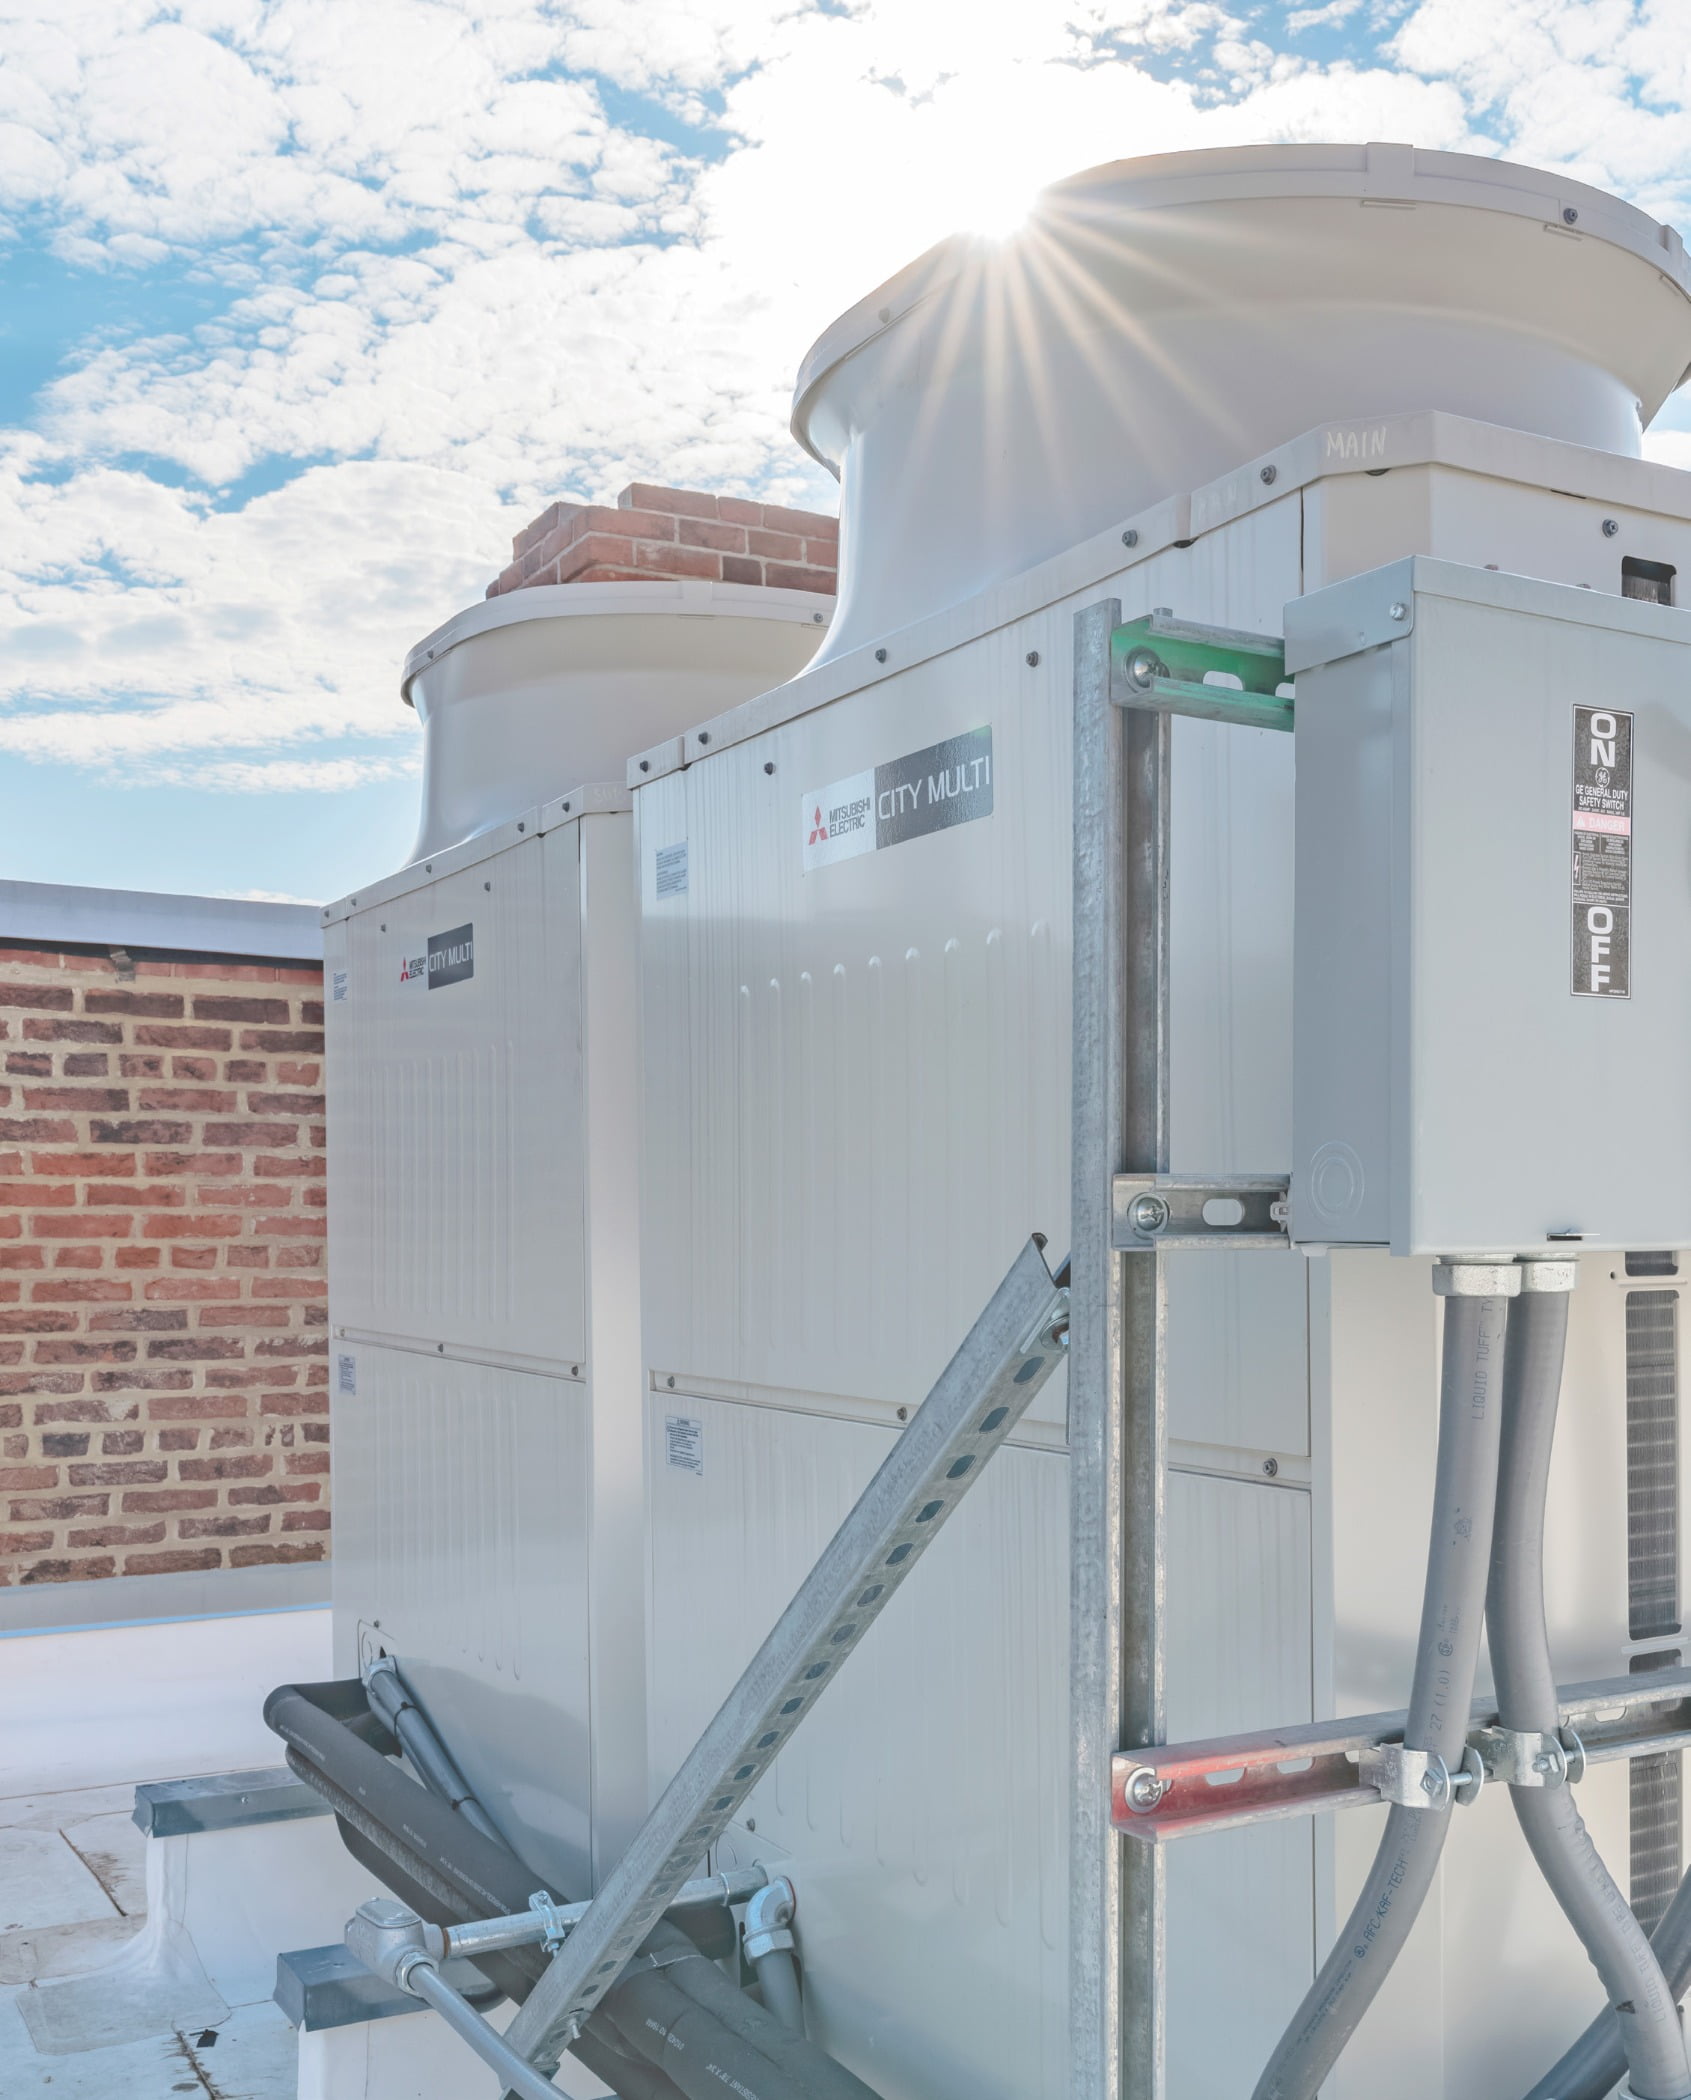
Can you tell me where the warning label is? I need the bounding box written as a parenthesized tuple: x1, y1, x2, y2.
(1571, 705, 1632, 999)
(655, 841, 689, 898)
(801, 727, 993, 873)
(665, 1415, 704, 1476)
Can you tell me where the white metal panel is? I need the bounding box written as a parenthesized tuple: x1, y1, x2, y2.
(638, 501, 1308, 1457)
(332, 1343, 594, 1898)
(577, 813, 649, 1881)
(1166, 1472, 1315, 2100)
(1304, 462, 1691, 597)
(645, 1394, 1067, 2100)
(331, 832, 587, 1365)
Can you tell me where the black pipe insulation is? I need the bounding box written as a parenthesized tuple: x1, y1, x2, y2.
(265, 1679, 884, 2100)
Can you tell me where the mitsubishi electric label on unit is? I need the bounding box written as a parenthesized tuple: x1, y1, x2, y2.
(1571, 706, 1632, 999)
(802, 726, 993, 873)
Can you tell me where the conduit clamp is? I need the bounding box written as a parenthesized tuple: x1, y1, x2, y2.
(1358, 1742, 1484, 1811)
(1473, 1725, 1574, 1788)
(527, 1891, 572, 1955)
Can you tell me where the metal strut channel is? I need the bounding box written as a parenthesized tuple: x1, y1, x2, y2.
(1110, 612, 1292, 733)
(1073, 603, 1291, 2100)
(1112, 1665, 1691, 1842)
(496, 1235, 1071, 2089)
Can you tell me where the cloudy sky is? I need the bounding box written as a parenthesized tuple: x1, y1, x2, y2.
(3, 0, 1691, 905)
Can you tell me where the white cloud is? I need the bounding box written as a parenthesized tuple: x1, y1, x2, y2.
(0, 0, 1688, 815)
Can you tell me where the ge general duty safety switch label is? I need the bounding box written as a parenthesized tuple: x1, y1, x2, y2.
(1571, 705, 1632, 999)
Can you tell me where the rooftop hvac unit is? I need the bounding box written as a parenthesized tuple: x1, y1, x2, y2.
(323, 580, 827, 1901)
(627, 145, 1691, 2100)
(289, 143, 1691, 2100)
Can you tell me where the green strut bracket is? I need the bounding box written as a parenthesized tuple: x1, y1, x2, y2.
(1110, 612, 1292, 731)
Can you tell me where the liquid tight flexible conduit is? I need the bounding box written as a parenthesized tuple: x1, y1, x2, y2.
(1496, 1277, 1691, 2100)
(1251, 1272, 1514, 2100)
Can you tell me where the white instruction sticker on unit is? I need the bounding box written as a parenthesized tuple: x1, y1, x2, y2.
(656, 841, 689, 898)
(331, 970, 348, 1003)
(664, 1414, 704, 1475)
(336, 1352, 357, 1397)
(802, 727, 993, 873)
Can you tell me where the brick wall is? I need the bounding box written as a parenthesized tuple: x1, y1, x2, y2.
(0, 945, 327, 1589)
(486, 480, 838, 598)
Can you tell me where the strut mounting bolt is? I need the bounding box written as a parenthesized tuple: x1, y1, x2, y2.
(1124, 1767, 1167, 1812)
(1130, 1193, 1170, 1235)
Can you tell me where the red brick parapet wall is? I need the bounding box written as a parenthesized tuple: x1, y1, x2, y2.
(0, 945, 327, 1588)
(486, 480, 838, 598)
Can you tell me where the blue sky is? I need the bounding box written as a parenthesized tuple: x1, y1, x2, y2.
(4, 0, 1691, 905)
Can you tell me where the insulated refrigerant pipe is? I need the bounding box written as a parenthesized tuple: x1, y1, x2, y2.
(267, 1680, 878, 2100)
(1495, 1277, 1691, 2100)
(1251, 1271, 1515, 2100)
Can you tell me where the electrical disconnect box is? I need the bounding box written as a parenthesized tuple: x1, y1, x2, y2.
(1290, 555, 1691, 1255)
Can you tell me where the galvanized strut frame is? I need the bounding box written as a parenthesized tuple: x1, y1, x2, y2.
(1069, 601, 1297, 2100)
(1071, 602, 1691, 2099)
(497, 1235, 1071, 2091)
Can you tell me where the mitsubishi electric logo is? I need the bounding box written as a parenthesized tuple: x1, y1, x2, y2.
(399, 924, 475, 989)
(802, 728, 993, 873)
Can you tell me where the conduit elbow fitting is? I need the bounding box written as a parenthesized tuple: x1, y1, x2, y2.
(743, 1876, 798, 1962)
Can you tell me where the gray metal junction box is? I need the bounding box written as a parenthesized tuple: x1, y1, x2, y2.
(1289, 555, 1691, 1255)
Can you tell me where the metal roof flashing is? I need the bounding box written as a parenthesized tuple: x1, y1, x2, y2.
(0, 881, 322, 962)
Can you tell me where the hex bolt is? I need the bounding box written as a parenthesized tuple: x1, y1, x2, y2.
(666, 1375, 675, 1389)
(1389, 601, 1409, 622)
(1026, 650, 1040, 667)
(1130, 1193, 1170, 1235)
(1259, 464, 1277, 485)
(896, 1405, 909, 1422)
(875, 647, 888, 663)
(1122, 528, 1139, 548)
(764, 761, 776, 775)
(1124, 1766, 1167, 1813)
(812, 611, 825, 623)
(1563, 206, 1579, 225)
(698, 731, 711, 745)
(1262, 1457, 1279, 1478)
(1602, 517, 1620, 537)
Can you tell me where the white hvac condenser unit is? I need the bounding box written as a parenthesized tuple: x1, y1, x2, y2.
(304, 141, 1691, 2100)
(322, 581, 827, 1903)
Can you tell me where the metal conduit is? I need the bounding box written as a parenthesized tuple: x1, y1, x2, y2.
(1252, 1275, 1513, 2100)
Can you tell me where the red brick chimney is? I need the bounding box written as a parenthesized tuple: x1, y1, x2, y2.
(487, 482, 838, 599)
